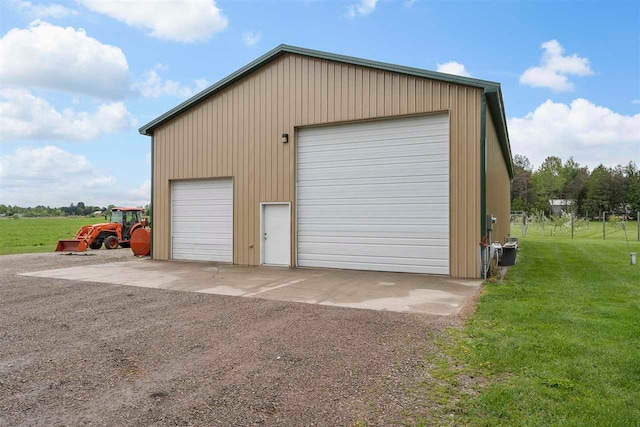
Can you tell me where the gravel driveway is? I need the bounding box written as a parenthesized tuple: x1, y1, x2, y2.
(0, 251, 459, 426)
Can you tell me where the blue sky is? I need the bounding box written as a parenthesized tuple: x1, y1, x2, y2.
(1, 0, 639, 207)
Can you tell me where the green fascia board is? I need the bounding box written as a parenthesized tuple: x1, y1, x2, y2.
(138, 44, 513, 178)
(485, 88, 514, 179)
(280, 44, 501, 89)
(138, 44, 288, 136)
(149, 135, 154, 258)
(480, 93, 487, 277)
(480, 93, 487, 234)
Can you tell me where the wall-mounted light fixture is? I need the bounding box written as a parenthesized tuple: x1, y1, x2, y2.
(281, 133, 289, 143)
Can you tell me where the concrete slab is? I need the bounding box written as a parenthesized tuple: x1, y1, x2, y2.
(21, 259, 481, 315)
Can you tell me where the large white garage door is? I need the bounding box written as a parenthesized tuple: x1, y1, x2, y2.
(171, 179, 233, 262)
(297, 114, 449, 274)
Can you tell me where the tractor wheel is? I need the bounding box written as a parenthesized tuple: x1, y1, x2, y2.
(89, 240, 103, 250)
(104, 236, 119, 250)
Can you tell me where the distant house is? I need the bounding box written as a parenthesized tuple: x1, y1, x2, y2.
(549, 199, 573, 216)
(91, 210, 105, 216)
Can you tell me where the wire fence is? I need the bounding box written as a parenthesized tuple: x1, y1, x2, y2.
(510, 211, 640, 241)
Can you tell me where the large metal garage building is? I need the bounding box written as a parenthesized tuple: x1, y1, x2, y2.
(140, 45, 512, 279)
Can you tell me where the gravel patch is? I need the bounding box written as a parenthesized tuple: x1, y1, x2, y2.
(0, 251, 457, 426)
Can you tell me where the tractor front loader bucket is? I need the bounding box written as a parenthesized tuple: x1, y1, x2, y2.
(55, 239, 88, 252)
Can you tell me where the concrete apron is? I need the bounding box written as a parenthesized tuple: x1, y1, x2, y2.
(21, 260, 481, 316)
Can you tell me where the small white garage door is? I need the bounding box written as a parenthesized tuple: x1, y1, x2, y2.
(297, 114, 449, 275)
(171, 179, 233, 262)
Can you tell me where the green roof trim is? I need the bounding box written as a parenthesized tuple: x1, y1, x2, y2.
(485, 88, 514, 178)
(480, 93, 488, 278)
(149, 134, 154, 258)
(139, 44, 513, 177)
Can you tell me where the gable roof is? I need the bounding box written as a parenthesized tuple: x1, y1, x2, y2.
(139, 44, 513, 177)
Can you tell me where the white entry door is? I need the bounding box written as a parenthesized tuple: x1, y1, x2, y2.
(297, 114, 450, 275)
(262, 203, 291, 266)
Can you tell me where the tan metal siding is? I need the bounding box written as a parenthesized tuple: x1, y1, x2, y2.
(153, 53, 482, 278)
(486, 113, 511, 244)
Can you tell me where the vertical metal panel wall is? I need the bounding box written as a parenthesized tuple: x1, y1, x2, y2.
(153, 53, 482, 278)
(486, 113, 511, 243)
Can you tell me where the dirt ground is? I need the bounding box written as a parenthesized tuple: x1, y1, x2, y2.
(0, 251, 461, 426)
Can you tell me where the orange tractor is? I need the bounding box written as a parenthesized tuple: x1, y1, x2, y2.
(56, 207, 151, 255)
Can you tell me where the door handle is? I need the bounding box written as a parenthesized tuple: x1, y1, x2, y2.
(264, 232, 267, 240)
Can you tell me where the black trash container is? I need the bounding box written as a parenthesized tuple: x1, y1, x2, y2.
(500, 242, 518, 266)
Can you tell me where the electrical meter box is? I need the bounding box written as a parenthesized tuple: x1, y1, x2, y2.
(486, 215, 497, 231)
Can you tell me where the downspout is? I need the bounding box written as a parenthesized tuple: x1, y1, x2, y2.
(150, 134, 154, 259)
(480, 93, 487, 279)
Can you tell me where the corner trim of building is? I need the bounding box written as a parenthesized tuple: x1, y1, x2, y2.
(480, 93, 487, 278)
(150, 134, 154, 259)
(485, 88, 513, 179)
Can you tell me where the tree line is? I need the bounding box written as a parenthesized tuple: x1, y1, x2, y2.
(511, 156, 640, 217)
(0, 203, 151, 218)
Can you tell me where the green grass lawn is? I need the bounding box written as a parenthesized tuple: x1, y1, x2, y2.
(3, 216, 639, 425)
(0, 217, 105, 255)
(435, 229, 640, 426)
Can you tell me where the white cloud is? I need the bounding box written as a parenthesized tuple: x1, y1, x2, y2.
(0, 146, 150, 207)
(346, 0, 378, 17)
(519, 40, 593, 92)
(0, 146, 120, 206)
(133, 64, 209, 99)
(128, 179, 151, 200)
(0, 146, 92, 177)
(243, 31, 261, 47)
(404, 0, 417, 6)
(436, 61, 472, 77)
(0, 20, 130, 99)
(508, 98, 640, 169)
(0, 88, 136, 141)
(86, 175, 117, 188)
(10, 0, 77, 18)
(77, 0, 228, 43)
(632, 99, 640, 105)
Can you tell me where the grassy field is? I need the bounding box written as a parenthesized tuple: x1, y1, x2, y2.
(0, 217, 104, 255)
(3, 217, 639, 425)
(428, 227, 640, 426)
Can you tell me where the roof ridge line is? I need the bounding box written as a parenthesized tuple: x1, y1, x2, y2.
(138, 44, 501, 136)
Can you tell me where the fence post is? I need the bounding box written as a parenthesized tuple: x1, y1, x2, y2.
(571, 213, 574, 239)
(603, 211, 606, 240)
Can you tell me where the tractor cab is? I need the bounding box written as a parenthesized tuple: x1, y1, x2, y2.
(110, 207, 143, 240)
